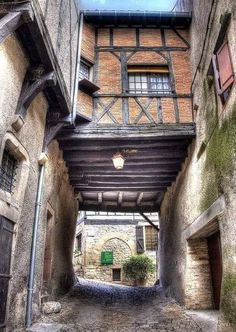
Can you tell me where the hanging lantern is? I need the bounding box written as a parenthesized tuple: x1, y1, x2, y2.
(112, 152, 125, 170)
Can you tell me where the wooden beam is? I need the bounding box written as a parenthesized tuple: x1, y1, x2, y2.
(79, 204, 159, 213)
(74, 186, 167, 192)
(139, 212, 159, 231)
(137, 192, 144, 206)
(60, 140, 189, 151)
(16, 69, 56, 118)
(0, 3, 33, 44)
(63, 150, 186, 161)
(70, 175, 176, 182)
(66, 160, 183, 167)
(98, 192, 103, 204)
(68, 164, 181, 172)
(118, 192, 123, 206)
(71, 180, 172, 187)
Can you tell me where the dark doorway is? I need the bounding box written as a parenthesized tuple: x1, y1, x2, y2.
(43, 210, 54, 290)
(207, 231, 222, 309)
(0, 216, 14, 330)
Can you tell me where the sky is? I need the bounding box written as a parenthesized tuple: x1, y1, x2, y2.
(81, 0, 177, 11)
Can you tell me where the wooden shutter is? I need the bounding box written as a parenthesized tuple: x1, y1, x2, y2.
(216, 42, 234, 93)
(136, 226, 144, 253)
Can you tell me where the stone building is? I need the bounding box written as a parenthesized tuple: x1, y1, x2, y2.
(74, 212, 159, 285)
(0, 1, 236, 331)
(0, 1, 81, 330)
(160, 0, 236, 331)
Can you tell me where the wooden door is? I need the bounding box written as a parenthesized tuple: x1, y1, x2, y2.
(207, 231, 222, 309)
(0, 216, 14, 330)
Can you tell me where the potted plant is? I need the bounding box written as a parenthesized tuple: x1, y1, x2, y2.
(123, 255, 155, 286)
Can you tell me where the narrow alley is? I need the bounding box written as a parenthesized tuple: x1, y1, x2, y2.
(26, 279, 207, 332)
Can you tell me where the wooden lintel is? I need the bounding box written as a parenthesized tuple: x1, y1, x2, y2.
(140, 212, 159, 231)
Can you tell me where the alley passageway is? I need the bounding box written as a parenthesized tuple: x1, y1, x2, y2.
(26, 279, 208, 332)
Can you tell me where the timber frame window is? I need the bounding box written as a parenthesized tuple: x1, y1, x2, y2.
(128, 66, 171, 94)
(0, 149, 17, 193)
(212, 41, 234, 103)
(79, 59, 92, 81)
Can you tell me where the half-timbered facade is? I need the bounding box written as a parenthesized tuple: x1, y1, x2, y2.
(59, 11, 195, 212)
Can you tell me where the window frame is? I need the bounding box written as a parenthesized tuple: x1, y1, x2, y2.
(128, 70, 172, 95)
(0, 149, 17, 194)
(79, 58, 93, 82)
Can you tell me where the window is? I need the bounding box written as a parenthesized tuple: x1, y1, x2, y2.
(213, 41, 234, 103)
(79, 61, 90, 81)
(112, 268, 121, 281)
(76, 234, 82, 251)
(145, 226, 158, 251)
(0, 149, 17, 193)
(128, 66, 171, 94)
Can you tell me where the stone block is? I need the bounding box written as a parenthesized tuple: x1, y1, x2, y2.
(42, 302, 62, 315)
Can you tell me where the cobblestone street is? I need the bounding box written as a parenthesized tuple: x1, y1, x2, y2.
(25, 279, 206, 332)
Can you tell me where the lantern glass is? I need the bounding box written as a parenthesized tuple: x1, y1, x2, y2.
(112, 153, 125, 169)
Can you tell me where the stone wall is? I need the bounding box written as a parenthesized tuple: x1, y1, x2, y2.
(160, 1, 236, 330)
(0, 15, 78, 332)
(75, 220, 157, 286)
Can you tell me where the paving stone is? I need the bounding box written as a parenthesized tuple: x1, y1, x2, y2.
(28, 279, 203, 332)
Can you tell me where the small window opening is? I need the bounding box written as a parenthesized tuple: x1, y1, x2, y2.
(79, 61, 90, 81)
(0, 149, 17, 193)
(112, 268, 121, 281)
(76, 233, 82, 251)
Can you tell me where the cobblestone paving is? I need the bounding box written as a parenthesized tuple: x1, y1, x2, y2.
(29, 279, 202, 332)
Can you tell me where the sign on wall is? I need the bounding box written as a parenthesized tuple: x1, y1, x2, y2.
(101, 251, 113, 265)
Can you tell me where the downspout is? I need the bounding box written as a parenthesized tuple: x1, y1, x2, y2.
(71, 11, 84, 123)
(26, 154, 47, 328)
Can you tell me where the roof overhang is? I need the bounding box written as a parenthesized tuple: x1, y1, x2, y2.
(82, 10, 192, 28)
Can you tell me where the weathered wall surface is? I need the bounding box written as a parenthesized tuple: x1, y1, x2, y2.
(160, 1, 236, 330)
(34, 0, 79, 98)
(0, 32, 78, 331)
(75, 220, 157, 286)
(78, 24, 192, 125)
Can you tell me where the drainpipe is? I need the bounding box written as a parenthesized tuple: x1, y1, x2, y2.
(25, 153, 47, 328)
(71, 12, 84, 124)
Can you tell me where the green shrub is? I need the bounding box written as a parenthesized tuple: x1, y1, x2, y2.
(123, 255, 155, 281)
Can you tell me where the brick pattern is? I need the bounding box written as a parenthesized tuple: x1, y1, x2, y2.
(185, 239, 213, 309)
(128, 51, 168, 64)
(78, 91, 93, 118)
(178, 98, 192, 123)
(82, 23, 95, 62)
(97, 28, 110, 46)
(165, 29, 189, 48)
(139, 29, 162, 47)
(97, 52, 121, 94)
(172, 51, 192, 94)
(113, 28, 136, 46)
(81, 26, 192, 125)
(162, 98, 176, 123)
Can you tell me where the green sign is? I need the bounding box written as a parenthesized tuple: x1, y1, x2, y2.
(101, 251, 113, 265)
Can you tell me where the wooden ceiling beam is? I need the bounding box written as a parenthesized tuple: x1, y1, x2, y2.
(66, 160, 183, 167)
(69, 164, 180, 172)
(118, 192, 123, 206)
(74, 186, 167, 192)
(59, 140, 190, 151)
(98, 192, 103, 204)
